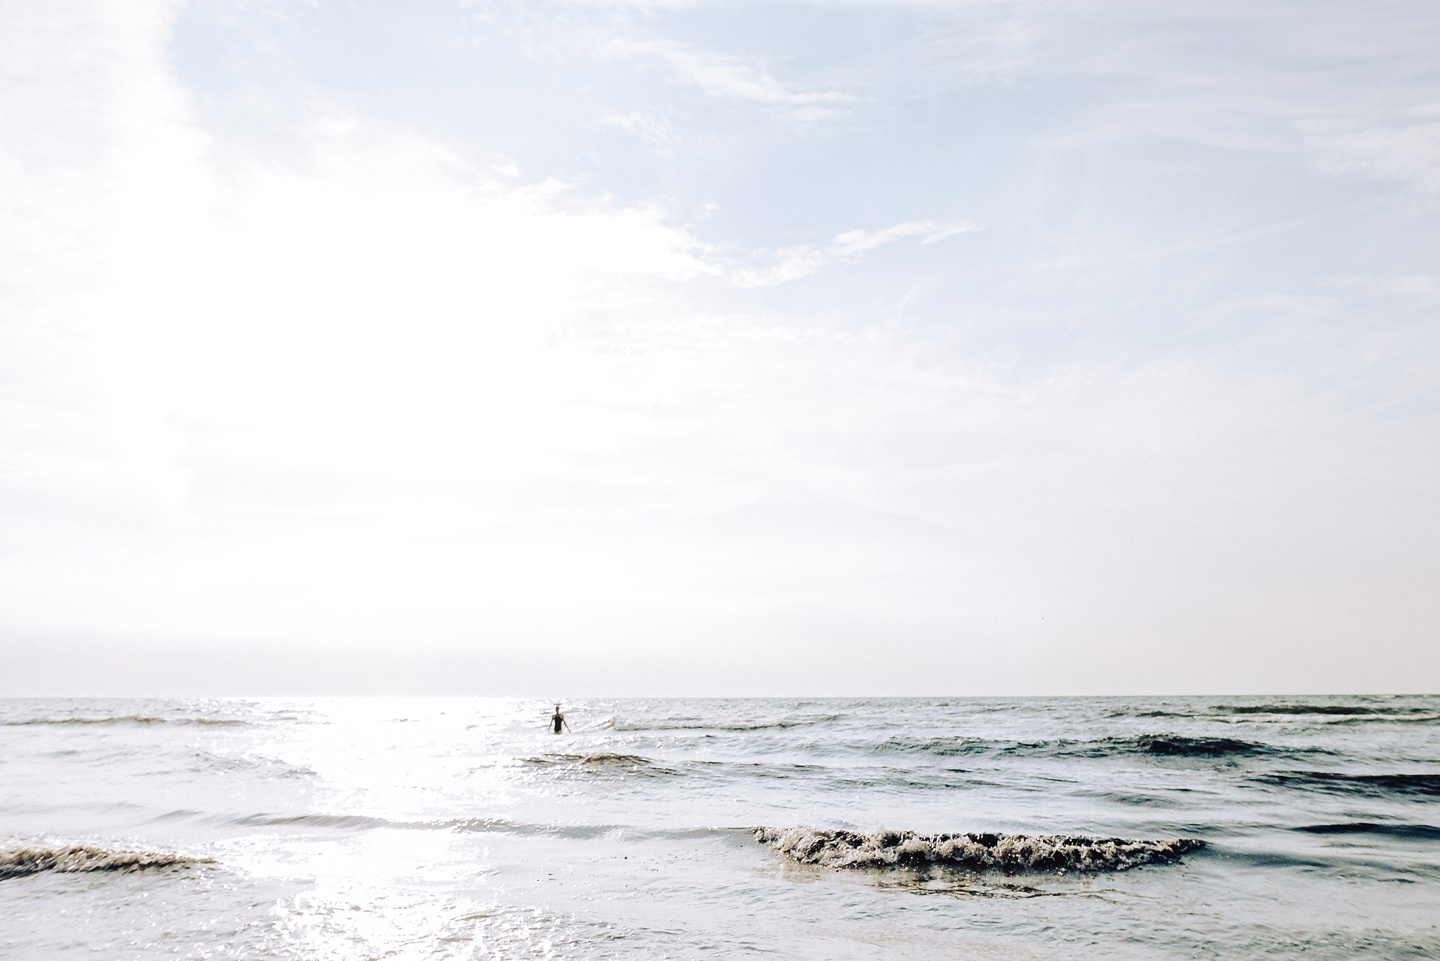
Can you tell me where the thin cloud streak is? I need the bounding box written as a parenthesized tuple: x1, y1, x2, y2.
(599, 38, 855, 120)
(729, 220, 979, 287)
(832, 221, 981, 257)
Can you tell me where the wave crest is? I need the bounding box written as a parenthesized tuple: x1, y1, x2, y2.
(610, 714, 843, 733)
(2, 715, 246, 727)
(0, 842, 213, 880)
(520, 752, 678, 779)
(522, 753, 655, 766)
(755, 827, 1203, 873)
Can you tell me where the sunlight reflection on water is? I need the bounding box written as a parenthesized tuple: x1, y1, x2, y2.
(3, 696, 1439, 959)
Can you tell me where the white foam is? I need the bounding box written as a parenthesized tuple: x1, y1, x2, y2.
(755, 827, 1203, 873)
(0, 842, 213, 880)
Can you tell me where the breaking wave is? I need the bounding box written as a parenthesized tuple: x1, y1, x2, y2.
(754, 827, 1204, 873)
(0, 842, 213, 881)
(522, 753, 656, 766)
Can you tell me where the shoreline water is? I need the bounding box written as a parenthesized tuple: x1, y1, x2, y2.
(2, 695, 1437, 959)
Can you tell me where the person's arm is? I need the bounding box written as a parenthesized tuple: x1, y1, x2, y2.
(563, 718, 571, 732)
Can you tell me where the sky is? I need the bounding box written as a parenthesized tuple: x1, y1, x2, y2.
(2, 0, 1438, 696)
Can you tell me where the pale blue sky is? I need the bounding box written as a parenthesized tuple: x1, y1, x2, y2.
(2, 0, 1437, 694)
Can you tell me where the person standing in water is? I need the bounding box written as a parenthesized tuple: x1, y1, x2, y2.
(550, 705, 570, 734)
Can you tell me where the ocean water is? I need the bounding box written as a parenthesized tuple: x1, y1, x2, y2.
(1, 695, 1437, 959)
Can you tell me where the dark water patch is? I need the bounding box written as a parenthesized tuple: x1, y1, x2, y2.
(868, 875, 1063, 899)
(755, 827, 1203, 873)
(1328, 714, 1440, 725)
(0, 842, 213, 880)
(1208, 844, 1440, 882)
(1213, 704, 1435, 717)
(1087, 790, 1171, 806)
(1111, 735, 1267, 757)
(693, 760, 828, 774)
(1207, 847, 1338, 870)
(1260, 771, 1440, 798)
(872, 733, 1280, 760)
(1296, 822, 1440, 841)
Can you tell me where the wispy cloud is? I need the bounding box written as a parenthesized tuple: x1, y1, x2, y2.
(600, 39, 854, 120)
(831, 220, 979, 257)
(601, 110, 677, 152)
(1301, 114, 1440, 194)
(727, 219, 978, 287)
(727, 245, 829, 288)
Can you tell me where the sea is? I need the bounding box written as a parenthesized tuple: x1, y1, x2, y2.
(1, 695, 1437, 959)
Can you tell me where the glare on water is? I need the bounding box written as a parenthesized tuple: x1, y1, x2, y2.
(2, 696, 1439, 960)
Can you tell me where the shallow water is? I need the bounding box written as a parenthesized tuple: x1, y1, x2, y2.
(2, 696, 1438, 958)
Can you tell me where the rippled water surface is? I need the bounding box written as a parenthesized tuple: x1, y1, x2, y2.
(2, 696, 1438, 958)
